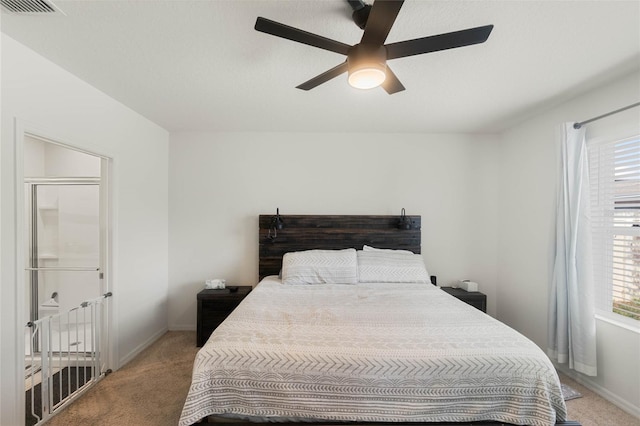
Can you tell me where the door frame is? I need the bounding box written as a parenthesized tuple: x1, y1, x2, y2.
(14, 120, 116, 415)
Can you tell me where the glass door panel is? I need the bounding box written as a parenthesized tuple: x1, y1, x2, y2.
(28, 183, 101, 324)
(36, 184, 100, 267)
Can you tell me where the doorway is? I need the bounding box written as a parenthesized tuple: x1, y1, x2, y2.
(22, 134, 111, 425)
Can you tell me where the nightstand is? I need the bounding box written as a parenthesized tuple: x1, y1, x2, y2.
(197, 286, 252, 347)
(440, 287, 487, 313)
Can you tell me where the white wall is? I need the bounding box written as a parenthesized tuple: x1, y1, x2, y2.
(1, 35, 169, 426)
(168, 132, 499, 329)
(497, 70, 640, 416)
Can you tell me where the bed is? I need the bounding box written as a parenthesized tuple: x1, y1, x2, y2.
(179, 215, 577, 426)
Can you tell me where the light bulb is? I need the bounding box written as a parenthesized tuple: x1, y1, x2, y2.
(348, 67, 386, 90)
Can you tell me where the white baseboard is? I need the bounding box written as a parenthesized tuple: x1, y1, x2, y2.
(117, 327, 168, 368)
(557, 365, 640, 419)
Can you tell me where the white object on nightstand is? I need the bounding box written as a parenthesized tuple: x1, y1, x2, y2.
(205, 279, 226, 289)
(458, 280, 478, 292)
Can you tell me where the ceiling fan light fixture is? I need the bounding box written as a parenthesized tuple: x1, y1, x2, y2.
(347, 44, 387, 90)
(348, 64, 386, 89)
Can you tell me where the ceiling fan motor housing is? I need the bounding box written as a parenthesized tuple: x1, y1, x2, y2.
(347, 44, 387, 88)
(351, 4, 371, 29)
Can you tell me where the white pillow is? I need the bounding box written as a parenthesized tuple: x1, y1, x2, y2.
(363, 245, 414, 254)
(357, 250, 430, 283)
(282, 249, 358, 285)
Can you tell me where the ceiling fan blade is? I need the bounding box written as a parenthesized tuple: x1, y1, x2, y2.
(255, 17, 351, 56)
(381, 66, 405, 94)
(385, 25, 493, 60)
(296, 62, 349, 91)
(360, 0, 404, 45)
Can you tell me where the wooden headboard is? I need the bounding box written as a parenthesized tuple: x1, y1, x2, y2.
(258, 214, 421, 280)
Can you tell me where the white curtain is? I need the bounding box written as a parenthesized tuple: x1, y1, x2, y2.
(548, 123, 598, 376)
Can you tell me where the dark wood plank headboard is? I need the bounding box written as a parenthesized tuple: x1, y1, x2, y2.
(258, 214, 421, 280)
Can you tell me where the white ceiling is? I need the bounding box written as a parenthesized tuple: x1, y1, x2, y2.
(2, 0, 639, 133)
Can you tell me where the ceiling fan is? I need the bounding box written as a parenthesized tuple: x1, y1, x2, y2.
(254, 0, 493, 94)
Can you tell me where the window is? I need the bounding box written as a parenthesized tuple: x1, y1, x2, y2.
(589, 135, 640, 324)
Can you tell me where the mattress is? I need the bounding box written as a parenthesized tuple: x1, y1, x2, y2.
(179, 276, 566, 426)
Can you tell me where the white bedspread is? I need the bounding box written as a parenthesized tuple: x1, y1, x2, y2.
(180, 277, 566, 426)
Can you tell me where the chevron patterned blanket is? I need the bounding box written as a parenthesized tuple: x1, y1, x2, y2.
(180, 277, 566, 426)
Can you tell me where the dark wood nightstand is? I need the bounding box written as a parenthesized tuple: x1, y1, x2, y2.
(440, 287, 487, 313)
(197, 286, 252, 347)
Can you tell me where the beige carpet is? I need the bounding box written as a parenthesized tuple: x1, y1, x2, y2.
(554, 374, 639, 426)
(47, 331, 199, 426)
(47, 331, 639, 426)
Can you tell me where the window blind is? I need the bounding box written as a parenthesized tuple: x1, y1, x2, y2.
(589, 135, 640, 321)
